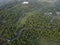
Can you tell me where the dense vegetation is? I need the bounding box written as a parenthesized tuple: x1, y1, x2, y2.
(0, 1, 60, 45)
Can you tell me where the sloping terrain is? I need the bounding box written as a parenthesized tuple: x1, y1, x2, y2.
(0, 0, 60, 45)
(0, 2, 40, 45)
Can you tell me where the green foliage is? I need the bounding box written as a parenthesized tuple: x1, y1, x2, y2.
(0, 2, 60, 45)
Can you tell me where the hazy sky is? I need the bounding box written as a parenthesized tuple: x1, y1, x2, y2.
(39, 0, 56, 2)
(0, 0, 57, 3)
(0, 0, 13, 3)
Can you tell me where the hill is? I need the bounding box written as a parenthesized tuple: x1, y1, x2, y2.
(0, 0, 60, 45)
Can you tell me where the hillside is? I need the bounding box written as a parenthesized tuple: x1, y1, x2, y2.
(0, 0, 60, 45)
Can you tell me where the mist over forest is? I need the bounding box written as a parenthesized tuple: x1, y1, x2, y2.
(0, 0, 59, 6)
(0, 0, 60, 10)
(0, 0, 57, 3)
